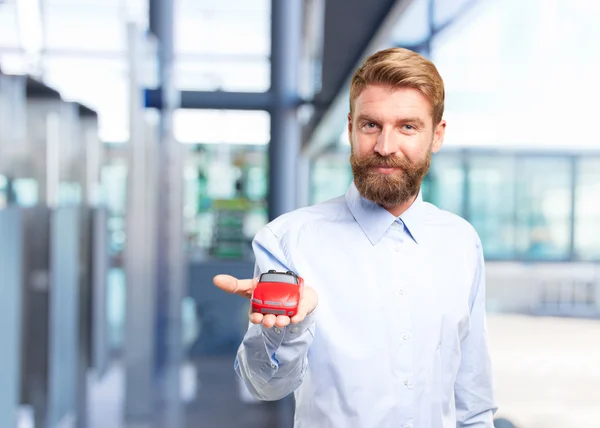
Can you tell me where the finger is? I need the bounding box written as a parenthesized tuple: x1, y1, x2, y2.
(261, 314, 277, 328)
(249, 312, 263, 324)
(290, 304, 310, 324)
(290, 311, 306, 324)
(275, 316, 291, 328)
(213, 274, 257, 298)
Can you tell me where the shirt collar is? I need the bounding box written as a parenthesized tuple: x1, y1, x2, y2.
(345, 181, 425, 245)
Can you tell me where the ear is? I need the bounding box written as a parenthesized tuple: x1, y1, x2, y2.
(431, 119, 446, 153)
(347, 113, 353, 145)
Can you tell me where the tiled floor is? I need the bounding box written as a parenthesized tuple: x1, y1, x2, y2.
(86, 314, 600, 428)
(185, 356, 291, 428)
(487, 314, 600, 428)
(87, 356, 288, 428)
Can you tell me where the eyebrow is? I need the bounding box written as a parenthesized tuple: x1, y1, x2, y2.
(398, 117, 426, 128)
(355, 114, 426, 128)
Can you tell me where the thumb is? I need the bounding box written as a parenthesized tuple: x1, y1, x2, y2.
(291, 287, 317, 324)
(213, 274, 257, 298)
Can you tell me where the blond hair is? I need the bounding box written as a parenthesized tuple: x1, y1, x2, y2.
(349, 47, 445, 125)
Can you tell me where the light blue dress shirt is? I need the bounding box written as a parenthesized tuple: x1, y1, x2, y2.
(235, 181, 497, 428)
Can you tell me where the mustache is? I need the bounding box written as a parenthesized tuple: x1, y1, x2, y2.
(359, 153, 411, 169)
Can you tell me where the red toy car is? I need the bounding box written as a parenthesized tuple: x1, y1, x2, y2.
(251, 270, 304, 317)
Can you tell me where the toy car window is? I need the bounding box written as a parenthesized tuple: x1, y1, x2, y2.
(260, 273, 298, 285)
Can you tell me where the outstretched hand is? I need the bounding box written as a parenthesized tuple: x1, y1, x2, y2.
(213, 274, 318, 329)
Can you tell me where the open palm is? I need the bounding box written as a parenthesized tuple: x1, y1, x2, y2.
(213, 274, 318, 328)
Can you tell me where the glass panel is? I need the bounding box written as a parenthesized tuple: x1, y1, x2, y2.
(390, 0, 431, 46)
(174, 109, 270, 145)
(42, 55, 129, 142)
(431, 0, 600, 151)
(433, 0, 473, 28)
(12, 178, 38, 206)
(100, 160, 127, 257)
(575, 157, 600, 261)
(184, 144, 268, 258)
(176, 6, 270, 56)
(515, 157, 572, 260)
(0, 3, 20, 48)
(310, 152, 352, 205)
(0, 52, 28, 75)
(175, 57, 270, 92)
(424, 153, 464, 216)
(107, 267, 126, 351)
(468, 155, 517, 259)
(44, 6, 126, 52)
(0, 174, 6, 208)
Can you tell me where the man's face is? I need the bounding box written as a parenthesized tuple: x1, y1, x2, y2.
(348, 84, 446, 208)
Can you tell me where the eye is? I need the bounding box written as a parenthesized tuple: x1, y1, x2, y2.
(361, 122, 379, 132)
(401, 124, 419, 133)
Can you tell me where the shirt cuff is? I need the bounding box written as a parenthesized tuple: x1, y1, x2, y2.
(260, 307, 317, 344)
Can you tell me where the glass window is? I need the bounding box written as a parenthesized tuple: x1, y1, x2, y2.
(0, 3, 19, 48)
(0, 174, 7, 208)
(42, 55, 129, 142)
(175, 1, 271, 93)
(575, 157, 600, 261)
(176, 3, 270, 57)
(424, 152, 465, 216)
(175, 57, 270, 92)
(390, 0, 431, 46)
(44, 6, 126, 52)
(174, 109, 270, 145)
(468, 155, 517, 259)
(433, 0, 475, 29)
(514, 157, 572, 260)
(12, 178, 39, 207)
(311, 152, 352, 205)
(183, 144, 269, 256)
(245, 165, 267, 202)
(431, 0, 600, 152)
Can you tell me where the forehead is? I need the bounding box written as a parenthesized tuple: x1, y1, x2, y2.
(354, 84, 432, 121)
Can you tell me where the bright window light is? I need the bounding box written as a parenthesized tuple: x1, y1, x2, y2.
(16, 0, 43, 58)
(174, 109, 270, 145)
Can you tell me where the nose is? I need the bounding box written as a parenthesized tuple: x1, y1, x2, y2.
(374, 127, 399, 156)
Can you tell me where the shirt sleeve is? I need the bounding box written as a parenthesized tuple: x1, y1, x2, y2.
(455, 234, 498, 426)
(234, 224, 316, 401)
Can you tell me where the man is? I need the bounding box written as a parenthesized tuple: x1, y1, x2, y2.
(214, 47, 497, 427)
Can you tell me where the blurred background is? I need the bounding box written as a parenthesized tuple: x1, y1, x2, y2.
(0, 0, 599, 427)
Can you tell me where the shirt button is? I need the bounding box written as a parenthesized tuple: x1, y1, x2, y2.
(402, 332, 410, 340)
(394, 246, 400, 251)
(271, 363, 277, 369)
(398, 289, 404, 296)
(404, 379, 409, 386)
(274, 327, 281, 334)
(291, 327, 298, 333)
(404, 425, 412, 428)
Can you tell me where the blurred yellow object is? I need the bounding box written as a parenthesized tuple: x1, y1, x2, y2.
(212, 198, 250, 211)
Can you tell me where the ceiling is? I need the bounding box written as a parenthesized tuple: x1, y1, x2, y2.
(0, 0, 272, 142)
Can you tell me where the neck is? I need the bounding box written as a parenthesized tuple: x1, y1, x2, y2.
(382, 192, 418, 217)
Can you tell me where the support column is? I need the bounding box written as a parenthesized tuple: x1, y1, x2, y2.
(150, 0, 186, 425)
(297, 154, 312, 209)
(0, 209, 23, 428)
(268, 0, 303, 220)
(124, 22, 156, 421)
